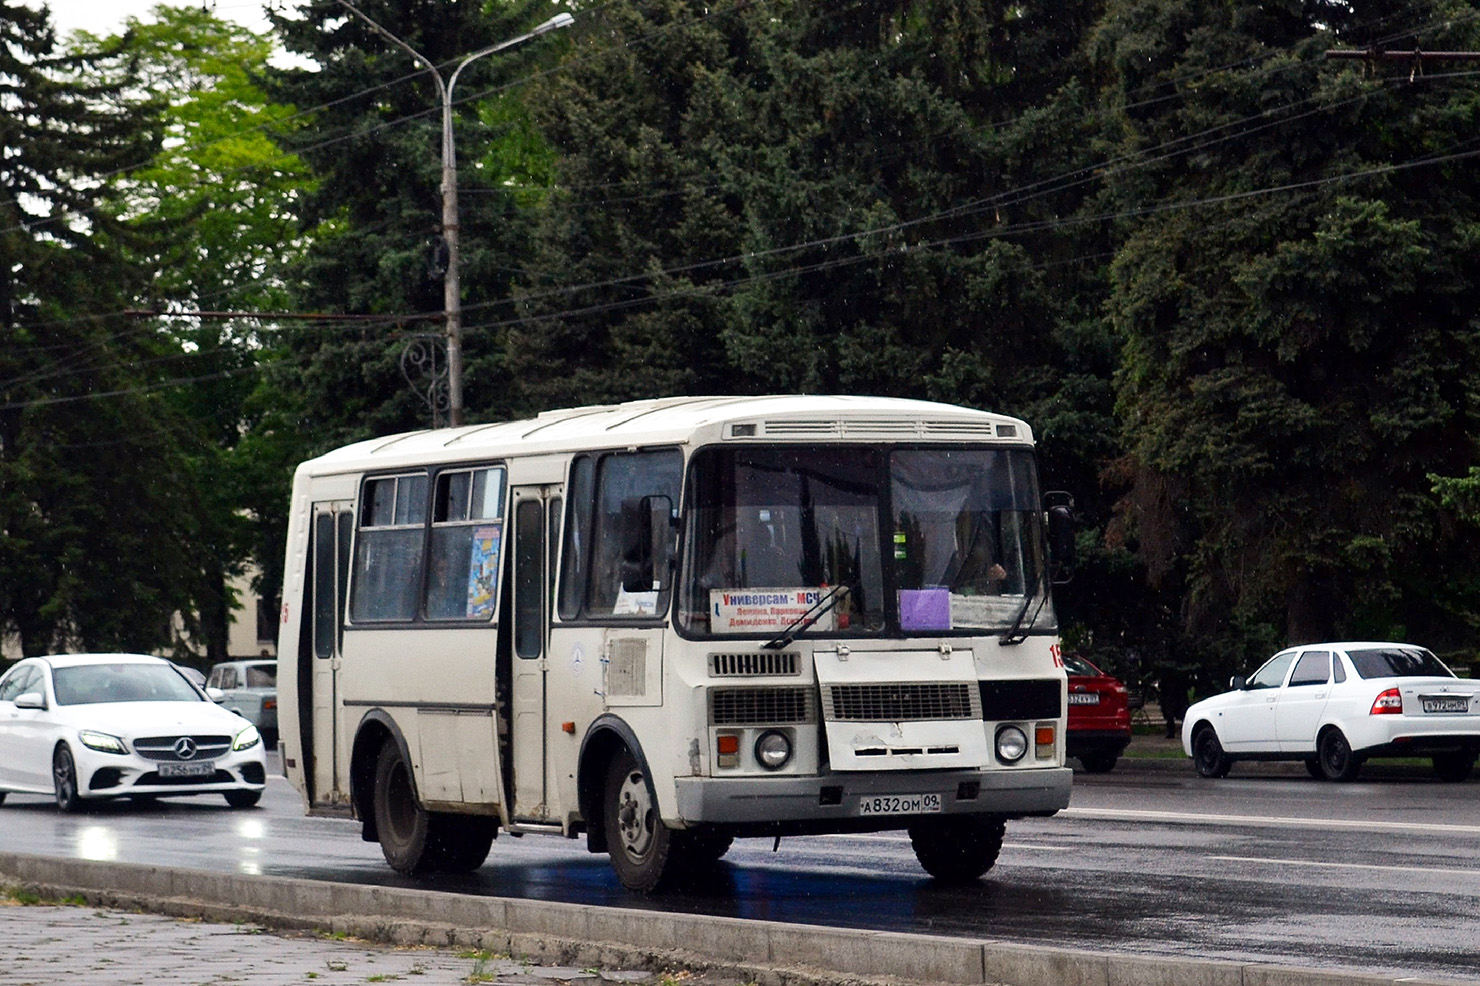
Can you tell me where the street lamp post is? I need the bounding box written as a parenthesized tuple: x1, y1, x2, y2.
(335, 1, 574, 427)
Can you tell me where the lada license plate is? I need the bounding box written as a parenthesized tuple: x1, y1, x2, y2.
(859, 793, 942, 816)
(1421, 696, 1471, 714)
(158, 760, 216, 779)
(1068, 693, 1100, 705)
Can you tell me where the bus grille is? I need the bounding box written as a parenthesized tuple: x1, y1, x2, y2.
(823, 683, 980, 722)
(709, 687, 816, 725)
(709, 652, 800, 677)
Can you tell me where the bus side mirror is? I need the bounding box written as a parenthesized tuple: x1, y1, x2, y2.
(1045, 492, 1075, 584)
(619, 495, 673, 593)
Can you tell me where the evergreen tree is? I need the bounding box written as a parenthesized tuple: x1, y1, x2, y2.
(1098, 0, 1480, 666)
(0, 2, 207, 654)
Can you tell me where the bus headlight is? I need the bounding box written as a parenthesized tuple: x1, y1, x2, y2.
(754, 731, 792, 770)
(995, 725, 1028, 764)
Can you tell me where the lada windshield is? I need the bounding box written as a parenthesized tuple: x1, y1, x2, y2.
(677, 444, 1054, 638)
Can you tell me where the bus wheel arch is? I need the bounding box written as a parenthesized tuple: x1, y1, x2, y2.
(351, 711, 407, 843)
(577, 716, 647, 855)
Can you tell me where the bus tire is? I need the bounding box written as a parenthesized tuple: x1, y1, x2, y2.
(604, 747, 679, 892)
(373, 738, 437, 874)
(680, 830, 734, 863)
(433, 815, 497, 872)
(908, 815, 1006, 883)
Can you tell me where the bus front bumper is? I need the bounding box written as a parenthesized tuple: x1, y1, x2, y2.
(674, 766, 1071, 826)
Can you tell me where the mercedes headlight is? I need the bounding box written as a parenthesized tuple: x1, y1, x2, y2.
(232, 725, 262, 751)
(78, 730, 127, 754)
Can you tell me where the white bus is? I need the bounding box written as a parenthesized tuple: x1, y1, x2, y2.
(277, 396, 1075, 891)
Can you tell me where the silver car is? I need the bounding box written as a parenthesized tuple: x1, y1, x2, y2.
(207, 660, 278, 747)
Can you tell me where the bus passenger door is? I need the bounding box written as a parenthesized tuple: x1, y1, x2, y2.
(510, 485, 560, 821)
(309, 501, 353, 805)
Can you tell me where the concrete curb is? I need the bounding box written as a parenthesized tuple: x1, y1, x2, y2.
(0, 851, 1468, 986)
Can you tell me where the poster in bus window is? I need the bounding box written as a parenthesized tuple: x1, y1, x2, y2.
(465, 524, 501, 618)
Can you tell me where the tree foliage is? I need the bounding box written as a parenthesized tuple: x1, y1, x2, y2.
(14, 0, 1480, 675)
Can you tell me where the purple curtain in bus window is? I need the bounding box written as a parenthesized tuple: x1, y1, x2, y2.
(898, 588, 951, 631)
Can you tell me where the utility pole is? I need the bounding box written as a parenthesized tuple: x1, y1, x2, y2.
(334, 1, 574, 427)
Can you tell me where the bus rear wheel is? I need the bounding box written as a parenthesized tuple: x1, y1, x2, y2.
(908, 815, 1006, 883)
(604, 747, 680, 892)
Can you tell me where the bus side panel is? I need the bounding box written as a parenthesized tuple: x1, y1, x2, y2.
(339, 627, 504, 813)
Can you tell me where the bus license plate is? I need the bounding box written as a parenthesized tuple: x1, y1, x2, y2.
(858, 793, 942, 816)
(1421, 696, 1471, 714)
(158, 760, 216, 779)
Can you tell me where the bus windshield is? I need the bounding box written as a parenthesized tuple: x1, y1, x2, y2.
(677, 445, 1053, 638)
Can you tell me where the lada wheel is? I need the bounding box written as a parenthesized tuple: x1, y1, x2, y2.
(1317, 728, 1362, 782)
(1192, 726, 1232, 779)
(1078, 752, 1118, 774)
(53, 744, 83, 813)
(1432, 751, 1476, 783)
(908, 815, 1006, 882)
(604, 747, 678, 892)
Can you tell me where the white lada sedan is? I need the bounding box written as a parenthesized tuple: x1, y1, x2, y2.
(1182, 642, 1480, 782)
(0, 653, 267, 810)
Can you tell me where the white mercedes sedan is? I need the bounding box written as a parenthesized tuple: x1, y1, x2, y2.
(0, 653, 267, 810)
(1182, 642, 1480, 782)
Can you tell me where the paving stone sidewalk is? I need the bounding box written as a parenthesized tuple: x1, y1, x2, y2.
(0, 901, 748, 986)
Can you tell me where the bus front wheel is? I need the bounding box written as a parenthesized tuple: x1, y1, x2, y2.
(375, 740, 433, 873)
(604, 747, 680, 892)
(908, 815, 1006, 883)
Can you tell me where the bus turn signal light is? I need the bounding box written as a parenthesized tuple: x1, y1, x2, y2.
(717, 732, 741, 768)
(1035, 724, 1056, 759)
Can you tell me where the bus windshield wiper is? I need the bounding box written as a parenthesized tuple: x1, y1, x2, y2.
(999, 573, 1047, 646)
(763, 585, 849, 651)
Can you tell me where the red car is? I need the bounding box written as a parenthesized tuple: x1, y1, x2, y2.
(1064, 653, 1132, 772)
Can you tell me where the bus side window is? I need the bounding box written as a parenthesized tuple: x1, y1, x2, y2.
(424, 466, 505, 621)
(349, 473, 428, 623)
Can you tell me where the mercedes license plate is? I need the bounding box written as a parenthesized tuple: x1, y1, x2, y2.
(158, 760, 216, 779)
(1421, 696, 1470, 714)
(858, 793, 942, 816)
(1068, 693, 1100, 705)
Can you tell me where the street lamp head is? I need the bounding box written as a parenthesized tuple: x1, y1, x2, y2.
(534, 12, 576, 35)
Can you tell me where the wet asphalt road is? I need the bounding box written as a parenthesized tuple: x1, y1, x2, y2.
(2, 755, 1477, 981)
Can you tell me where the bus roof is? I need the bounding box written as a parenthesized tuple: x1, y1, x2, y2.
(299, 395, 1034, 475)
